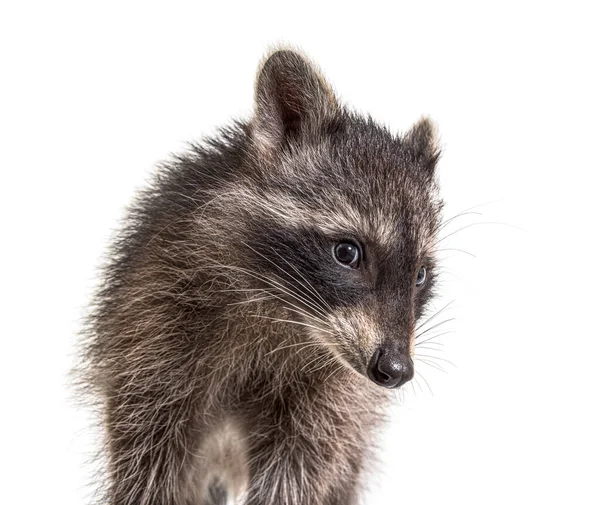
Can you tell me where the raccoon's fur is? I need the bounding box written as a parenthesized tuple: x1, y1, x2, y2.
(78, 49, 443, 505)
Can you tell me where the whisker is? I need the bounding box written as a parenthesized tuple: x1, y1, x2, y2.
(435, 248, 476, 258)
(231, 287, 329, 328)
(415, 332, 452, 347)
(435, 221, 521, 246)
(220, 284, 331, 331)
(437, 210, 483, 232)
(259, 243, 333, 313)
(414, 353, 457, 367)
(436, 199, 502, 233)
(411, 375, 422, 394)
(415, 335, 448, 346)
(266, 341, 338, 356)
(301, 352, 332, 373)
(323, 362, 346, 383)
(415, 300, 454, 332)
(309, 354, 342, 374)
(413, 345, 444, 352)
(414, 370, 434, 395)
(267, 341, 320, 354)
(250, 314, 334, 335)
(242, 241, 332, 314)
(216, 263, 331, 321)
(282, 305, 332, 330)
(227, 294, 276, 306)
(415, 358, 447, 373)
(416, 318, 455, 340)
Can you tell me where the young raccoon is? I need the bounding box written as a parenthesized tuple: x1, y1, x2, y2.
(79, 49, 443, 505)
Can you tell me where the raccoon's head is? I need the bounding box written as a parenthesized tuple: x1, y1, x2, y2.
(231, 50, 442, 389)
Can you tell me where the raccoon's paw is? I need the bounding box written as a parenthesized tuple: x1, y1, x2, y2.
(206, 477, 248, 505)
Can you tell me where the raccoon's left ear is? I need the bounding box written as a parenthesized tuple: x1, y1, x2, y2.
(252, 49, 338, 150)
(405, 117, 441, 177)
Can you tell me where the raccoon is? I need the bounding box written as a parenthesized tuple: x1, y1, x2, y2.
(78, 49, 443, 505)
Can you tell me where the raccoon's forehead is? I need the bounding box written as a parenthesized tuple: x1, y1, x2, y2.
(219, 170, 439, 251)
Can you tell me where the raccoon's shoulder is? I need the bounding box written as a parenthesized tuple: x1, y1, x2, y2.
(99, 122, 253, 288)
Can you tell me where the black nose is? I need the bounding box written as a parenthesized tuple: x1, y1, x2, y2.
(367, 348, 414, 388)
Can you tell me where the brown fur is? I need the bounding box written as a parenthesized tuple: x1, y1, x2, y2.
(76, 48, 443, 505)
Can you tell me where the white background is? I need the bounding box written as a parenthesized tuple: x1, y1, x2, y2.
(1, 1, 599, 504)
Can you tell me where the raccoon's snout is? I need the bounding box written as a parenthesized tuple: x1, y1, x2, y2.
(367, 347, 414, 389)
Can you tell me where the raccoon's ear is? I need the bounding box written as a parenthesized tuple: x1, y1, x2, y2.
(405, 117, 441, 177)
(253, 50, 338, 149)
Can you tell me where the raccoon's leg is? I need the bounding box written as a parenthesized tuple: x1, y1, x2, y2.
(323, 451, 365, 505)
(242, 432, 367, 505)
(103, 389, 204, 505)
(105, 389, 249, 505)
(241, 439, 357, 505)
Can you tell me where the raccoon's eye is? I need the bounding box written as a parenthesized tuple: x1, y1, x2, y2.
(416, 266, 427, 287)
(333, 242, 361, 269)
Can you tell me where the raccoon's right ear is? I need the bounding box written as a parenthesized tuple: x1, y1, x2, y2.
(405, 117, 441, 178)
(252, 49, 338, 150)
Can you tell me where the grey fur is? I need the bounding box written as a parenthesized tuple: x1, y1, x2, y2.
(76, 49, 443, 505)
